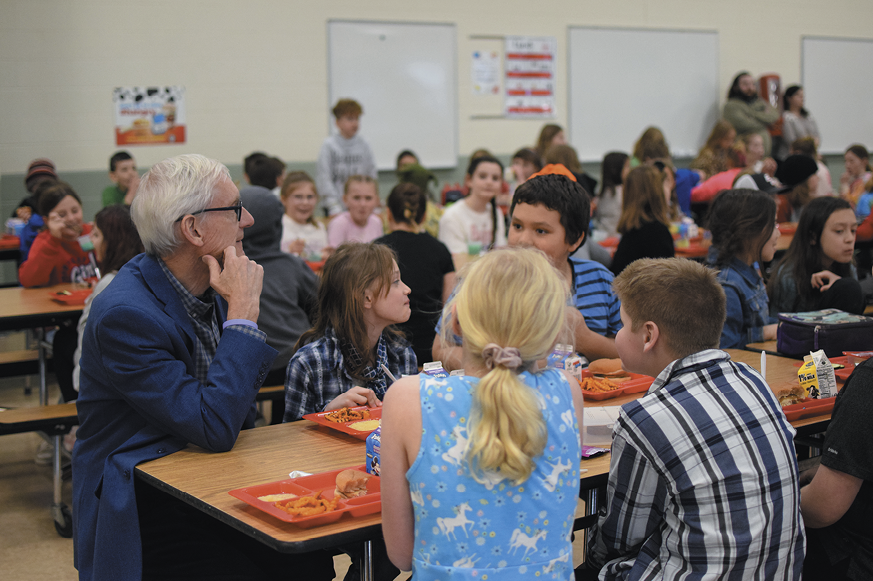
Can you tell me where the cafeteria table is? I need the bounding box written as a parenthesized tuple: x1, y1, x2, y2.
(136, 349, 831, 576)
(0, 283, 86, 405)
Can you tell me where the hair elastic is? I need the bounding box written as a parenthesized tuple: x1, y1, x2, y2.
(481, 343, 522, 371)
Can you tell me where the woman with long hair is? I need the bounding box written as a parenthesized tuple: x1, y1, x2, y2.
(690, 120, 742, 178)
(778, 85, 821, 160)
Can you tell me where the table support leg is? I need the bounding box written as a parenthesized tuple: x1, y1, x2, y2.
(51, 434, 72, 537)
(38, 328, 47, 406)
(361, 539, 373, 581)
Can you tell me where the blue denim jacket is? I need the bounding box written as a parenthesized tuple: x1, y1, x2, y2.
(716, 257, 777, 348)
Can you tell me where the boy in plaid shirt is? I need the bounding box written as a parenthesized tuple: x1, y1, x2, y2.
(580, 258, 804, 580)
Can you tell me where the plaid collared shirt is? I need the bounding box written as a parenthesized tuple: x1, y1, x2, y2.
(588, 349, 805, 580)
(158, 258, 265, 383)
(283, 327, 417, 422)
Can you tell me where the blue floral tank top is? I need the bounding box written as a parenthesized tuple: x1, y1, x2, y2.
(406, 369, 581, 580)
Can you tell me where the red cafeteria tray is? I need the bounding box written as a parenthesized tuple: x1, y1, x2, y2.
(578, 371, 655, 401)
(228, 465, 380, 528)
(792, 356, 854, 382)
(49, 289, 92, 305)
(674, 242, 709, 257)
(781, 397, 835, 422)
(303, 406, 381, 440)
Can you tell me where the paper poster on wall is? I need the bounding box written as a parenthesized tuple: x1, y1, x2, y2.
(113, 86, 186, 146)
(504, 36, 556, 118)
(472, 51, 501, 95)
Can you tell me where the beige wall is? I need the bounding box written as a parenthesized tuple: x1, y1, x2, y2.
(2, 0, 872, 175)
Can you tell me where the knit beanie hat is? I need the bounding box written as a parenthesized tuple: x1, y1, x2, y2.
(775, 155, 817, 188)
(25, 158, 58, 186)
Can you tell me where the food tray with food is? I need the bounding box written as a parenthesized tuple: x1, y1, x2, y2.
(49, 289, 92, 305)
(302, 406, 382, 440)
(228, 466, 380, 528)
(781, 397, 835, 422)
(577, 372, 655, 401)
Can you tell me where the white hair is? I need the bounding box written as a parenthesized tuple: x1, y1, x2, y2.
(131, 154, 230, 257)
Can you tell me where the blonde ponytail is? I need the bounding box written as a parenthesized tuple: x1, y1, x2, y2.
(450, 247, 569, 485)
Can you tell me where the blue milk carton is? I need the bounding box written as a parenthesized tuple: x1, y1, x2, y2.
(366, 423, 382, 476)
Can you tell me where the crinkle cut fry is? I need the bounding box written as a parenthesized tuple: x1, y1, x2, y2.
(274, 491, 340, 516)
(579, 376, 621, 392)
(323, 407, 371, 423)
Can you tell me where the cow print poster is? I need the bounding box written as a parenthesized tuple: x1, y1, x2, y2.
(113, 86, 186, 146)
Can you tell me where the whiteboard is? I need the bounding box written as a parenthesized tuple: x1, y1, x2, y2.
(328, 20, 458, 170)
(802, 36, 873, 155)
(568, 27, 719, 161)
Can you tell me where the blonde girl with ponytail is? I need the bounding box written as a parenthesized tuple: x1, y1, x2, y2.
(380, 247, 584, 580)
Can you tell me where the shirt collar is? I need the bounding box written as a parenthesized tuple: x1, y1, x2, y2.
(157, 257, 216, 321)
(726, 257, 761, 285)
(648, 348, 729, 394)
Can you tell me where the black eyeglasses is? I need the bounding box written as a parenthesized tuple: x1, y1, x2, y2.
(175, 200, 243, 222)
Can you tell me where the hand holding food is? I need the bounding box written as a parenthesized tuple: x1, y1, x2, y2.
(327, 387, 381, 410)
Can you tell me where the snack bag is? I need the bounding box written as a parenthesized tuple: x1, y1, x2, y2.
(423, 361, 448, 378)
(365, 423, 381, 476)
(547, 344, 573, 369)
(797, 349, 837, 399)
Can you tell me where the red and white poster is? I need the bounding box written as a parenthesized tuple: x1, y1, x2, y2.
(113, 86, 186, 146)
(504, 36, 556, 118)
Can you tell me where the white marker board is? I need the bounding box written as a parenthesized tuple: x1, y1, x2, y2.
(328, 20, 458, 170)
(802, 36, 873, 154)
(568, 27, 719, 161)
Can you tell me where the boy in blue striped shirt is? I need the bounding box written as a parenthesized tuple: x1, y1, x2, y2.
(433, 168, 621, 368)
(581, 258, 804, 580)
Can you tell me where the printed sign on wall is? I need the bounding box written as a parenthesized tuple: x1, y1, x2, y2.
(113, 86, 186, 146)
(472, 50, 501, 95)
(503, 36, 556, 118)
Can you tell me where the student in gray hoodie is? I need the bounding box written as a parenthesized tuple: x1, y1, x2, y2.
(240, 185, 318, 421)
(316, 98, 377, 216)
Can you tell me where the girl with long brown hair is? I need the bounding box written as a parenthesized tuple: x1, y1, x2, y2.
(282, 242, 418, 422)
(610, 165, 675, 276)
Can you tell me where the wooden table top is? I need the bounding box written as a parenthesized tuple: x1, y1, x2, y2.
(137, 349, 827, 552)
(745, 340, 783, 356)
(0, 283, 86, 331)
(137, 421, 382, 553)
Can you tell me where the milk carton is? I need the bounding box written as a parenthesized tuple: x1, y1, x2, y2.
(798, 349, 837, 399)
(423, 362, 449, 378)
(366, 423, 381, 476)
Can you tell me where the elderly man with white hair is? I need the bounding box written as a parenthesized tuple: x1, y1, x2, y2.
(72, 154, 334, 581)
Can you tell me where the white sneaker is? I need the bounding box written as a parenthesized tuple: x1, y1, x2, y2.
(34, 440, 52, 465)
(34, 437, 73, 465)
